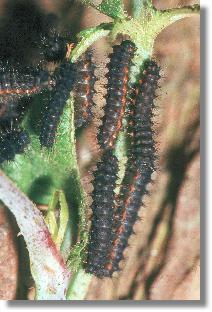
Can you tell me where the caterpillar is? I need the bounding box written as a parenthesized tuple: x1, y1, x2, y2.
(134, 59, 160, 169)
(0, 62, 53, 97)
(0, 63, 50, 140)
(98, 40, 136, 150)
(39, 61, 75, 148)
(0, 63, 49, 163)
(85, 150, 118, 277)
(73, 50, 96, 129)
(103, 59, 161, 276)
(0, 126, 30, 164)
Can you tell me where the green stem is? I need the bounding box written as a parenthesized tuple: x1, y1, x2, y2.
(133, 0, 153, 18)
(66, 270, 92, 300)
(158, 4, 200, 26)
(68, 96, 88, 250)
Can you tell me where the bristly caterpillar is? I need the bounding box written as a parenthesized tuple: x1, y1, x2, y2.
(39, 61, 75, 148)
(85, 150, 118, 277)
(98, 40, 136, 150)
(73, 50, 96, 129)
(0, 62, 53, 97)
(0, 126, 30, 164)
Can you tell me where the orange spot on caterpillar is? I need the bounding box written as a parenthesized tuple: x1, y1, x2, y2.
(66, 43, 75, 59)
(0, 87, 39, 95)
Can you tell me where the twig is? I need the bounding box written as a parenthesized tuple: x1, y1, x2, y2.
(0, 171, 71, 300)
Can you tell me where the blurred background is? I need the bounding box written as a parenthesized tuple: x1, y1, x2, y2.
(0, 0, 200, 300)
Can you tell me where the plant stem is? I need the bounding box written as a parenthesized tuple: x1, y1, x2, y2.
(160, 4, 200, 25)
(133, 0, 153, 19)
(66, 269, 92, 300)
(0, 171, 71, 300)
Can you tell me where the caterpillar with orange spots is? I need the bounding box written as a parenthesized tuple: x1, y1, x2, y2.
(98, 40, 136, 149)
(85, 58, 160, 277)
(0, 63, 53, 158)
(0, 62, 53, 97)
(73, 50, 96, 129)
(0, 63, 53, 127)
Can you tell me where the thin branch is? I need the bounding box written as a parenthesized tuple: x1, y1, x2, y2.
(67, 269, 92, 300)
(0, 171, 71, 300)
(160, 4, 200, 24)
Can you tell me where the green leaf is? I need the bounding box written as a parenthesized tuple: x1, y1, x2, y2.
(56, 191, 69, 249)
(132, 0, 153, 19)
(1, 94, 89, 257)
(98, 0, 126, 19)
(45, 191, 59, 241)
(1, 97, 77, 205)
(45, 190, 70, 253)
(79, 0, 126, 19)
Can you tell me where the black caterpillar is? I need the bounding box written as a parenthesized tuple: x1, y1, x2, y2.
(85, 150, 118, 277)
(103, 59, 161, 276)
(134, 60, 160, 169)
(73, 50, 96, 129)
(98, 40, 136, 149)
(0, 126, 30, 164)
(0, 97, 31, 165)
(0, 62, 54, 137)
(0, 62, 53, 97)
(39, 61, 75, 148)
(0, 63, 51, 163)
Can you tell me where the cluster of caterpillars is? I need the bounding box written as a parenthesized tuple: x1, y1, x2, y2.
(0, 33, 96, 161)
(85, 41, 161, 277)
(0, 35, 160, 279)
(0, 61, 52, 163)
